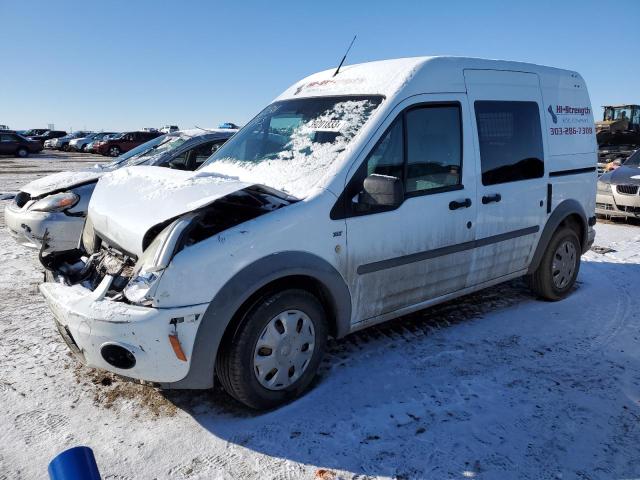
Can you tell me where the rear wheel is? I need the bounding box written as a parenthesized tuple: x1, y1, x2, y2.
(109, 146, 121, 157)
(527, 226, 581, 301)
(16, 147, 28, 158)
(216, 289, 328, 410)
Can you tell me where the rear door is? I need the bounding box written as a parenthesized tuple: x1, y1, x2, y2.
(464, 69, 547, 285)
(0, 134, 18, 155)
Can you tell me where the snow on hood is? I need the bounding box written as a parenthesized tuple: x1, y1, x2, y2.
(21, 168, 104, 197)
(89, 166, 253, 257)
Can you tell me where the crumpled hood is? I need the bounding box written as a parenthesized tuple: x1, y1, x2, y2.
(21, 169, 104, 197)
(89, 166, 253, 257)
(601, 165, 640, 185)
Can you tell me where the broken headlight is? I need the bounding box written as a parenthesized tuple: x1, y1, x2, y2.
(597, 181, 612, 194)
(30, 192, 79, 212)
(123, 214, 196, 306)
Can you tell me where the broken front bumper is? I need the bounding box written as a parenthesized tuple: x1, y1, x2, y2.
(4, 203, 84, 252)
(596, 191, 640, 219)
(40, 275, 208, 384)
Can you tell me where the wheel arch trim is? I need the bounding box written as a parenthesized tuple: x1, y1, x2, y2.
(528, 199, 589, 275)
(161, 251, 352, 389)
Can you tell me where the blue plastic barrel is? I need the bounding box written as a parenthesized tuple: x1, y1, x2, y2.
(48, 446, 101, 480)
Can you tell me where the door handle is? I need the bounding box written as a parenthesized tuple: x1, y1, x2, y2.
(449, 198, 472, 210)
(481, 193, 502, 204)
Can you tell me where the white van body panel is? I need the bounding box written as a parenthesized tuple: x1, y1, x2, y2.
(39, 56, 597, 387)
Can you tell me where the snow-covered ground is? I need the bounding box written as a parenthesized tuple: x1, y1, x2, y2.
(1, 153, 640, 479)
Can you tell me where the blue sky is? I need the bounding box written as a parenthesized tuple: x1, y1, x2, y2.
(1, 0, 638, 131)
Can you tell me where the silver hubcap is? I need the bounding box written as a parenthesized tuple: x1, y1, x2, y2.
(552, 240, 577, 289)
(110, 148, 118, 156)
(253, 310, 315, 391)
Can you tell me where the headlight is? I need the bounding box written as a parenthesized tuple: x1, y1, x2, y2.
(30, 192, 79, 212)
(597, 181, 612, 194)
(123, 214, 196, 306)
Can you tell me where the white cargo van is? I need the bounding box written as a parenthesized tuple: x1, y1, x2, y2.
(40, 57, 597, 409)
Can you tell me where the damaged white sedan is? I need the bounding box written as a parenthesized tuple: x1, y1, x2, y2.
(5, 129, 235, 252)
(40, 57, 597, 409)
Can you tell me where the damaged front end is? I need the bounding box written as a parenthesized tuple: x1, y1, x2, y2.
(40, 185, 295, 307)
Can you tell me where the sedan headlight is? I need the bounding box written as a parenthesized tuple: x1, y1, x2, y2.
(123, 214, 196, 306)
(597, 181, 612, 194)
(30, 192, 79, 212)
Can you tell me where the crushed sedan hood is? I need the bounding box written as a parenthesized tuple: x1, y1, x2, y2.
(89, 166, 254, 257)
(21, 168, 104, 197)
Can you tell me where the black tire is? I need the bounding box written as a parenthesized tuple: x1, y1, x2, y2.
(109, 146, 121, 157)
(216, 289, 328, 410)
(527, 226, 581, 301)
(16, 147, 28, 158)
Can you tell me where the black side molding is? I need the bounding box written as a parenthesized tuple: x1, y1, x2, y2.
(357, 226, 539, 275)
(549, 166, 596, 177)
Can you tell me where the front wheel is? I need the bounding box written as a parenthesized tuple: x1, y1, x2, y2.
(109, 146, 121, 157)
(527, 226, 581, 301)
(16, 147, 28, 158)
(216, 289, 328, 410)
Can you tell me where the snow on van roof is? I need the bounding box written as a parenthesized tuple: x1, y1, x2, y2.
(276, 56, 578, 102)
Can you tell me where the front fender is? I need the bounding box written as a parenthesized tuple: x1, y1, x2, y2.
(161, 251, 352, 389)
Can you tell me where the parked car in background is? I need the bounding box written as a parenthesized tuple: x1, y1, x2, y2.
(49, 131, 93, 151)
(38, 57, 596, 410)
(160, 125, 179, 133)
(22, 129, 49, 137)
(31, 130, 68, 146)
(86, 133, 117, 154)
(5, 129, 235, 252)
(219, 122, 240, 129)
(96, 130, 162, 156)
(69, 132, 118, 152)
(0, 132, 44, 157)
(596, 150, 640, 218)
(0, 124, 10, 130)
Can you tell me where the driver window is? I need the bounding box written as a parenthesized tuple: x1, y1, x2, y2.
(405, 106, 462, 193)
(365, 118, 404, 179)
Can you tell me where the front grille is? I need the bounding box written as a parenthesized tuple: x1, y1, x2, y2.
(14, 191, 31, 208)
(616, 184, 639, 195)
(619, 205, 640, 214)
(596, 202, 615, 211)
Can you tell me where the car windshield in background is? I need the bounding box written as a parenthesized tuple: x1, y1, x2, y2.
(101, 135, 167, 169)
(623, 150, 640, 167)
(124, 135, 188, 166)
(200, 95, 384, 197)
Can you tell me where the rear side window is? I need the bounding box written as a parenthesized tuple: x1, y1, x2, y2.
(475, 101, 544, 186)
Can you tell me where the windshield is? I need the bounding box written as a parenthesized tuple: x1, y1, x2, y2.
(124, 135, 188, 166)
(623, 150, 640, 167)
(100, 135, 167, 169)
(604, 107, 632, 121)
(199, 95, 383, 197)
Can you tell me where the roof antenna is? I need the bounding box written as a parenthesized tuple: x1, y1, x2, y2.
(333, 35, 357, 77)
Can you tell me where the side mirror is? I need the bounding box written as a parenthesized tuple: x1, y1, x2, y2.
(359, 174, 403, 208)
